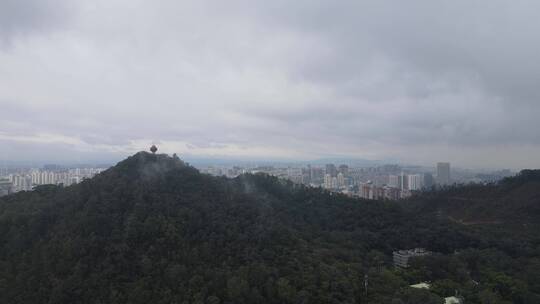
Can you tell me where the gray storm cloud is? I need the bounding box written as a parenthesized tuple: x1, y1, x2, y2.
(0, 0, 73, 45)
(1, 0, 539, 169)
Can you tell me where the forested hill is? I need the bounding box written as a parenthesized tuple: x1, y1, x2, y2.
(407, 169, 540, 225)
(0, 152, 538, 303)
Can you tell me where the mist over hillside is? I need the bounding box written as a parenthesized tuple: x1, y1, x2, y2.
(0, 152, 538, 303)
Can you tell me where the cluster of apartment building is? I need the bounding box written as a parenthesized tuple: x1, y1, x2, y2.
(0, 167, 106, 196)
(198, 162, 452, 201)
(355, 172, 434, 200)
(355, 163, 451, 200)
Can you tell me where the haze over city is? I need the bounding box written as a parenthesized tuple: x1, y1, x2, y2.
(2, 0, 540, 169)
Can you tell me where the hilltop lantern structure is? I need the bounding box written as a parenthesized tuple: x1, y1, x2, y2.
(150, 145, 157, 154)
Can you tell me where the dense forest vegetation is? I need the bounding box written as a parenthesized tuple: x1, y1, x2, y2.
(0, 152, 539, 303)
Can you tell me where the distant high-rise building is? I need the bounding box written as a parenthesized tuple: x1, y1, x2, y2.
(408, 174, 424, 191)
(423, 173, 434, 189)
(400, 172, 408, 190)
(311, 168, 324, 184)
(301, 167, 311, 184)
(360, 183, 373, 199)
(337, 173, 345, 188)
(331, 176, 338, 189)
(389, 173, 413, 190)
(437, 162, 451, 185)
(48, 172, 56, 184)
(388, 175, 400, 188)
(324, 174, 333, 189)
(325, 164, 337, 177)
(338, 164, 349, 176)
(41, 171, 49, 184)
(31, 171, 40, 185)
(0, 178, 12, 197)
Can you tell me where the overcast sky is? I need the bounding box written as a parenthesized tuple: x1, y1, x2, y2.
(1, 0, 540, 169)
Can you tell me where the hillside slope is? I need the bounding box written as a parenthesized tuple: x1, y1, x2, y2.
(408, 170, 540, 225)
(0, 152, 538, 303)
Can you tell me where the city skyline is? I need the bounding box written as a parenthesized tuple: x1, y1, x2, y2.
(1, 155, 514, 198)
(0, 153, 514, 172)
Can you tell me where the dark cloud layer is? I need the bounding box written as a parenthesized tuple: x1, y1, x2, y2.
(1, 0, 540, 168)
(0, 0, 72, 44)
